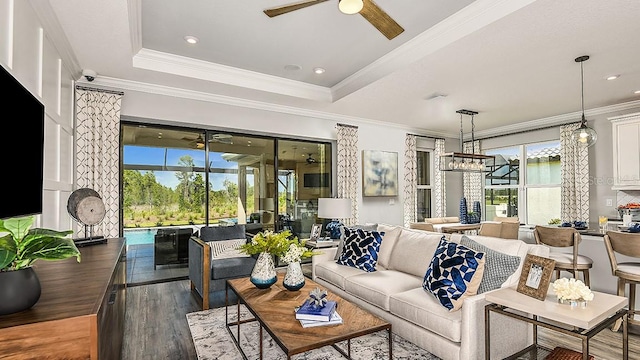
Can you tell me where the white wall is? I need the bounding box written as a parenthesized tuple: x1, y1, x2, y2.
(1, 0, 75, 231)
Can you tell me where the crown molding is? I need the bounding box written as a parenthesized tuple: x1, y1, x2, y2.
(473, 99, 640, 139)
(133, 49, 333, 102)
(81, 75, 453, 138)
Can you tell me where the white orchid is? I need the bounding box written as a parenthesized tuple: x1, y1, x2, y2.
(552, 277, 594, 301)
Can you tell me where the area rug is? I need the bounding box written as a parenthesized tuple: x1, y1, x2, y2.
(186, 305, 441, 359)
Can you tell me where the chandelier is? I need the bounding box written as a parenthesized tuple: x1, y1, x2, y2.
(440, 109, 495, 173)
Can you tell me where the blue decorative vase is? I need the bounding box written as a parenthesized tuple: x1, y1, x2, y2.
(250, 252, 277, 289)
(326, 220, 342, 239)
(459, 198, 469, 224)
(283, 261, 305, 291)
(468, 201, 482, 224)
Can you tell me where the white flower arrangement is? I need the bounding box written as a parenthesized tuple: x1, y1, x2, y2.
(280, 241, 317, 265)
(551, 277, 594, 302)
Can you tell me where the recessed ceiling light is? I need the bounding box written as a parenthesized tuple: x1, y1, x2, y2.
(314, 67, 326, 74)
(184, 36, 199, 44)
(284, 64, 301, 71)
(606, 75, 620, 80)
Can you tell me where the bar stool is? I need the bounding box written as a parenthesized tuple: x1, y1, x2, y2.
(533, 225, 593, 286)
(604, 230, 640, 331)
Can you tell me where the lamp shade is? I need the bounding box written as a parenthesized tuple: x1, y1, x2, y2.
(317, 198, 352, 219)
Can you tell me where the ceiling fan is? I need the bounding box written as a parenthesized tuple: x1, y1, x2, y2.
(182, 133, 233, 149)
(263, 0, 404, 40)
(306, 153, 318, 164)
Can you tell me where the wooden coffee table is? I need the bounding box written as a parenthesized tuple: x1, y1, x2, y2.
(225, 274, 392, 360)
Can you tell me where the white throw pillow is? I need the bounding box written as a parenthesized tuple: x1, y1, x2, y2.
(207, 239, 250, 260)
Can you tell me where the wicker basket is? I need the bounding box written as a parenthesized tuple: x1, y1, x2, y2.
(545, 346, 594, 360)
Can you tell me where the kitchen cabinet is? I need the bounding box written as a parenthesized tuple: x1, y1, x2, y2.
(611, 112, 640, 190)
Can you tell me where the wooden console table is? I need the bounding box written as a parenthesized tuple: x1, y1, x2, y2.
(0, 238, 126, 359)
(438, 223, 481, 234)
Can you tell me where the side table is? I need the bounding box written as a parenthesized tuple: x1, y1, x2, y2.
(484, 287, 628, 360)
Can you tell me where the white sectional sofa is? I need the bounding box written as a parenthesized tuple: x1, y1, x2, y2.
(311, 224, 550, 360)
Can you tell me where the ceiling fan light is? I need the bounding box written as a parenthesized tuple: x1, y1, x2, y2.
(338, 0, 363, 15)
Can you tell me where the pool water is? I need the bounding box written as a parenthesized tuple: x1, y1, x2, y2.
(124, 229, 157, 245)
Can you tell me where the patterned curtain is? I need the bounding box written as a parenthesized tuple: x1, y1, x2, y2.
(463, 140, 483, 207)
(403, 134, 417, 227)
(560, 123, 589, 223)
(433, 138, 446, 217)
(336, 123, 359, 225)
(75, 87, 123, 238)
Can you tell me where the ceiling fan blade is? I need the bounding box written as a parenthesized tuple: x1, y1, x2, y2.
(359, 0, 404, 40)
(264, 0, 329, 17)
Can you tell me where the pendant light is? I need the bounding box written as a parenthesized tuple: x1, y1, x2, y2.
(570, 55, 597, 147)
(440, 109, 495, 172)
(338, 0, 364, 14)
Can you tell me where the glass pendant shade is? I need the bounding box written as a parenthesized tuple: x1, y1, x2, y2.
(571, 118, 597, 147)
(572, 55, 597, 148)
(338, 0, 364, 14)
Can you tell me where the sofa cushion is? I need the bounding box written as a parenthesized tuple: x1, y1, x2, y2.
(336, 227, 384, 272)
(387, 229, 443, 277)
(314, 261, 366, 290)
(389, 287, 463, 343)
(207, 239, 249, 260)
(344, 270, 423, 311)
(460, 236, 521, 294)
(376, 223, 402, 269)
(334, 224, 378, 260)
(210, 257, 256, 280)
(423, 238, 486, 311)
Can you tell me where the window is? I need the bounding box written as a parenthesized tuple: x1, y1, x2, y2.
(484, 140, 560, 224)
(121, 123, 331, 237)
(416, 150, 432, 221)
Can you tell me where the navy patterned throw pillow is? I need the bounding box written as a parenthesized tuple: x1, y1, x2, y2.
(336, 228, 384, 272)
(423, 238, 486, 311)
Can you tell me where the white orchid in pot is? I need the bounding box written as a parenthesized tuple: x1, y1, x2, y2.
(0, 215, 80, 315)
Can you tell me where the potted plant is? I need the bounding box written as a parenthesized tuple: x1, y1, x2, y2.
(0, 215, 80, 315)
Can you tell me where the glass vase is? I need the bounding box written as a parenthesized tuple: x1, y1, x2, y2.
(250, 252, 277, 289)
(283, 261, 305, 291)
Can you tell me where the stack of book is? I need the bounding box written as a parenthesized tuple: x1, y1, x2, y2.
(295, 299, 343, 328)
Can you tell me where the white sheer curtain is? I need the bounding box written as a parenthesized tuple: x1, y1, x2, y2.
(74, 87, 123, 238)
(403, 134, 417, 227)
(336, 123, 359, 226)
(433, 138, 446, 217)
(560, 123, 590, 223)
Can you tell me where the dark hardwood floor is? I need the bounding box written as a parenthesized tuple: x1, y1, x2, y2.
(122, 279, 640, 360)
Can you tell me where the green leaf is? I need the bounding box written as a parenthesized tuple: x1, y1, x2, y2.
(0, 216, 35, 241)
(19, 235, 80, 264)
(0, 233, 17, 269)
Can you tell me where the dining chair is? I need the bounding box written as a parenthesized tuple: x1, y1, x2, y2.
(533, 225, 593, 286)
(603, 230, 640, 331)
(493, 216, 520, 223)
(478, 221, 519, 239)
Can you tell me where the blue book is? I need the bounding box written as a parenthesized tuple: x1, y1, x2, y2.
(295, 300, 337, 322)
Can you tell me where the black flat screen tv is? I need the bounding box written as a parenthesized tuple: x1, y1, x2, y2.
(0, 65, 44, 220)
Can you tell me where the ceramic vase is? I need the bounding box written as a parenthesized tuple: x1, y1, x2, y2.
(459, 197, 469, 224)
(250, 252, 277, 289)
(283, 261, 305, 291)
(0, 267, 42, 315)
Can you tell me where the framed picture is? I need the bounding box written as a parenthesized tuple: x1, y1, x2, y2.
(310, 223, 323, 241)
(516, 254, 556, 301)
(362, 150, 398, 197)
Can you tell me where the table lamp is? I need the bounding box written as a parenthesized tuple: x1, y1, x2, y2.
(317, 198, 352, 239)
